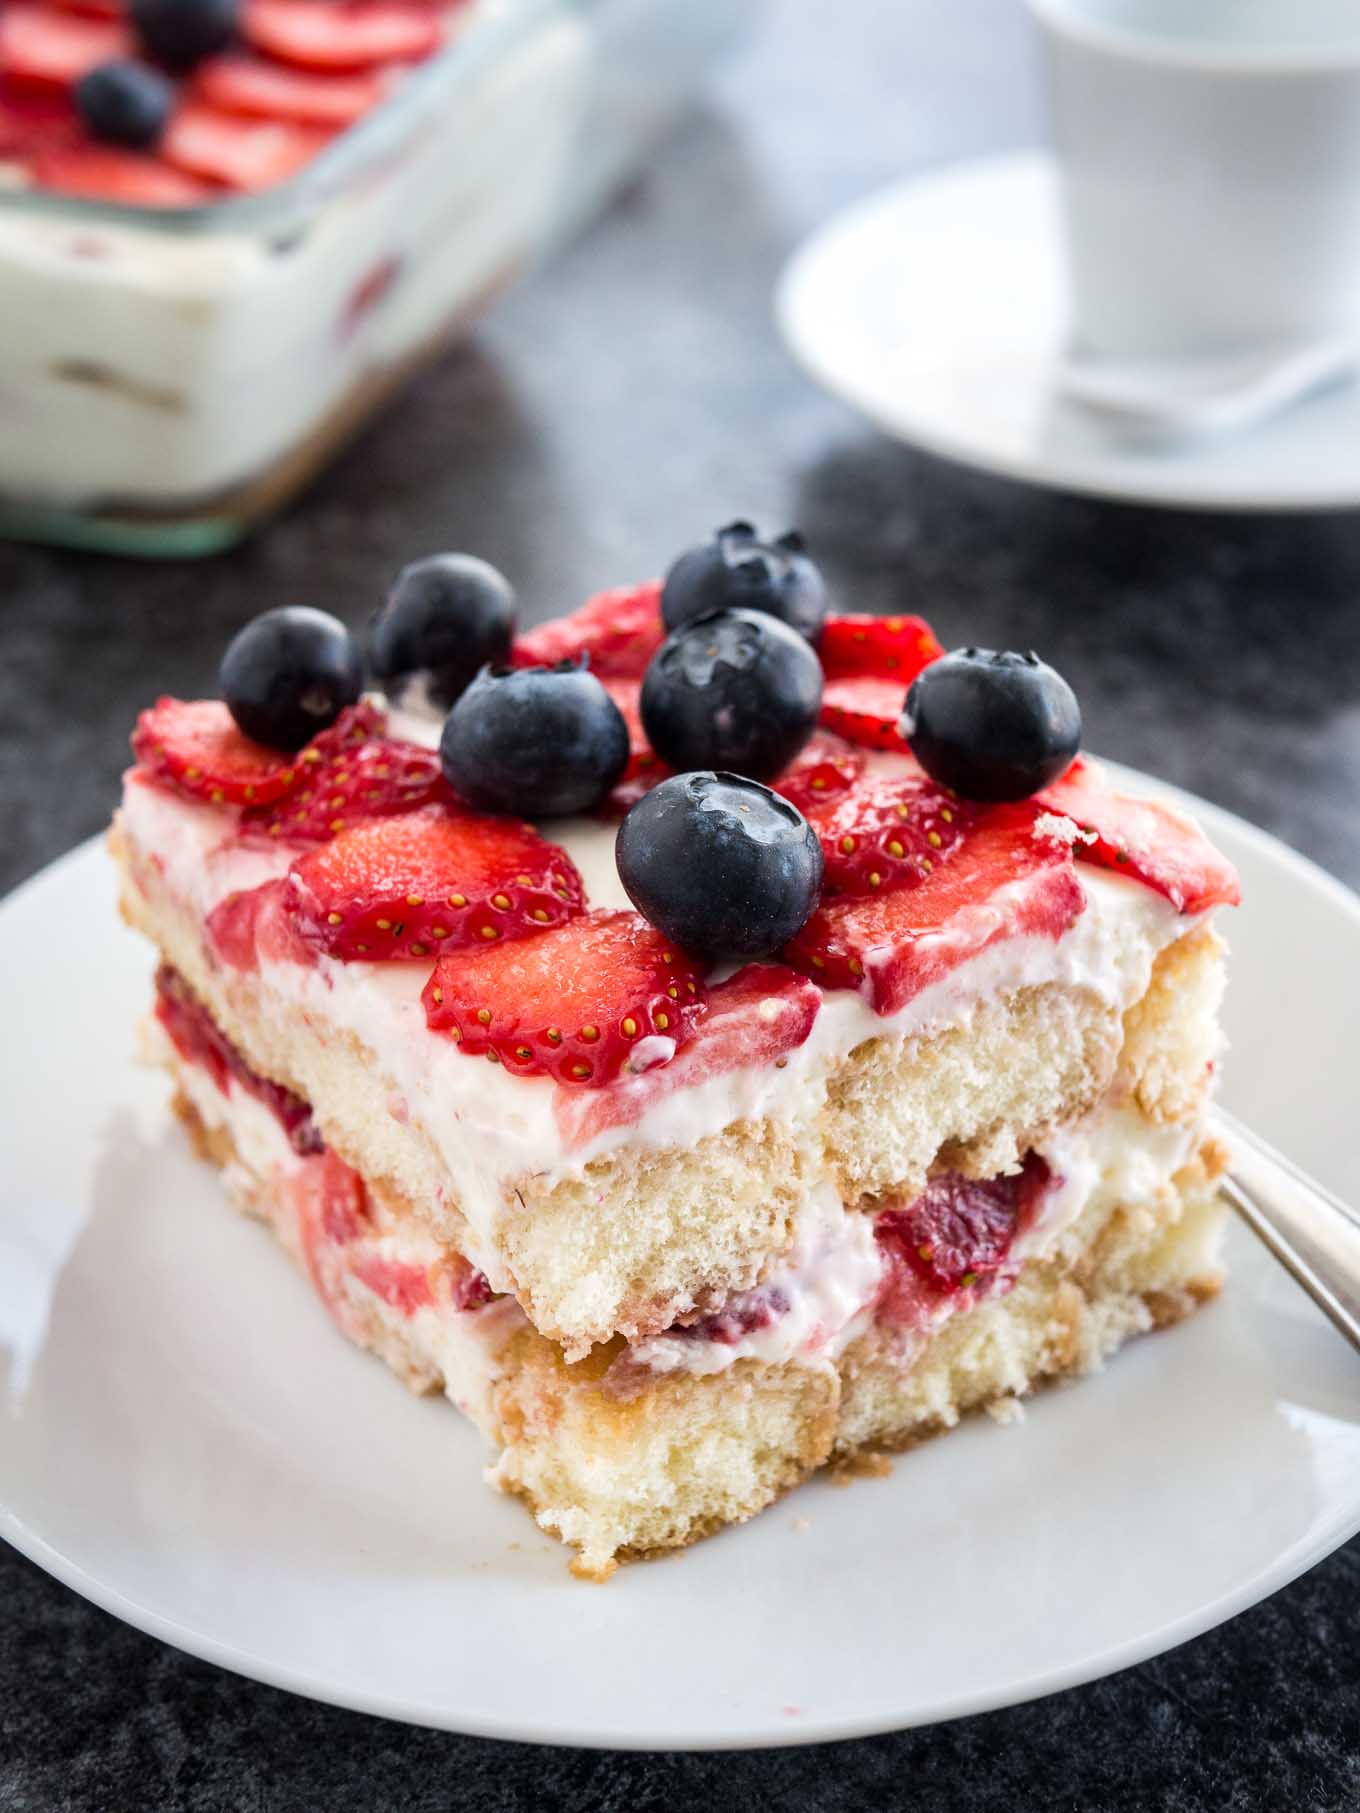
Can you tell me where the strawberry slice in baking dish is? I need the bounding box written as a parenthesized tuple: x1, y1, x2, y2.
(244, 0, 442, 72)
(194, 54, 387, 128)
(162, 102, 331, 190)
(0, 6, 132, 89)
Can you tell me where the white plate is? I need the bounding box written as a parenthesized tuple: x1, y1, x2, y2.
(3, 786, 1360, 1750)
(776, 151, 1360, 513)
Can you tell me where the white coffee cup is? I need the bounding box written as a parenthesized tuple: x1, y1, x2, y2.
(1028, 0, 1360, 358)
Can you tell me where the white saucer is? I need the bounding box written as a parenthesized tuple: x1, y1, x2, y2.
(777, 151, 1360, 512)
(3, 786, 1360, 1748)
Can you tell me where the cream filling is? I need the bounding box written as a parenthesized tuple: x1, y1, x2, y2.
(118, 747, 1201, 1270)
(151, 1018, 521, 1430)
(630, 1100, 1201, 1382)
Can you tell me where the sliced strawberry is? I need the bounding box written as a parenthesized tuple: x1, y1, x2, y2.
(784, 803, 1085, 1015)
(206, 877, 318, 970)
(132, 697, 299, 806)
(283, 806, 584, 961)
(48, 0, 123, 19)
(422, 908, 707, 1087)
(819, 675, 912, 752)
(155, 963, 322, 1152)
(0, 7, 133, 89)
(292, 1147, 371, 1319)
(597, 676, 671, 816)
(875, 1154, 1050, 1311)
(350, 1251, 434, 1315)
(447, 1255, 496, 1313)
(769, 731, 865, 817)
(244, 0, 440, 71)
(163, 102, 328, 190)
(811, 769, 981, 897)
(555, 962, 819, 1148)
(820, 612, 944, 683)
(241, 713, 450, 842)
(1038, 758, 1241, 916)
(512, 579, 665, 681)
(0, 87, 77, 155)
(194, 54, 385, 127)
(30, 140, 218, 204)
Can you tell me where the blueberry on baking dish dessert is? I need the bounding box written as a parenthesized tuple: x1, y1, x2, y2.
(662, 521, 827, 643)
(112, 533, 1240, 1579)
(369, 554, 516, 715)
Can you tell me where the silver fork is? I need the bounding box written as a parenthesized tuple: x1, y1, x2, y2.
(1214, 1107, 1360, 1356)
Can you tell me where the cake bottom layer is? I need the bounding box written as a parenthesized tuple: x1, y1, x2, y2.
(154, 1011, 1228, 1579)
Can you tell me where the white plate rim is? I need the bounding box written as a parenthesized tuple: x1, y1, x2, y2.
(775, 150, 1360, 516)
(3, 781, 1360, 1750)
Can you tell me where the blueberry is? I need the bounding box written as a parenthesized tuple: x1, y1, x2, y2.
(640, 607, 822, 783)
(439, 664, 629, 818)
(74, 61, 173, 149)
(901, 648, 1082, 802)
(131, 0, 237, 69)
(617, 772, 823, 962)
(219, 607, 363, 752)
(662, 522, 826, 644)
(369, 554, 515, 716)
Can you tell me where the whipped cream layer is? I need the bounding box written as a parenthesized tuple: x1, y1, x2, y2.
(118, 745, 1204, 1273)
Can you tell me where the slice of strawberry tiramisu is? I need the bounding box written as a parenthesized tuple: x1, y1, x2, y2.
(111, 529, 1239, 1577)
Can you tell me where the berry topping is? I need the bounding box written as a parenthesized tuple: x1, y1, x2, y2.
(639, 607, 823, 782)
(243, 0, 439, 72)
(661, 522, 827, 643)
(876, 1156, 1050, 1308)
(162, 101, 326, 189)
(811, 769, 980, 897)
(0, 7, 133, 91)
(1039, 757, 1241, 914)
(240, 704, 450, 842)
(439, 664, 629, 819)
(784, 803, 1085, 1015)
(616, 771, 824, 963)
(283, 806, 583, 961)
(511, 579, 664, 680)
(219, 605, 363, 752)
(555, 963, 821, 1150)
(369, 553, 515, 715)
(132, 696, 297, 805)
(902, 648, 1082, 803)
(74, 59, 172, 146)
(818, 676, 913, 752)
(30, 140, 213, 203)
(769, 730, 865, 816)
(131, 0, 238, 69)
(819, 612, 944, 681)
(422, 908, 707, 1086)
(815, 612, 943, 752)
(194, 53, 383, 127)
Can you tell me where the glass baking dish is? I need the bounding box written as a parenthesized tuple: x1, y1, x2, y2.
(0, 0, 747, 556)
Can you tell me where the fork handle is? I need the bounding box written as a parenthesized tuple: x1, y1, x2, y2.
(1214, 1107, 1360, 1357)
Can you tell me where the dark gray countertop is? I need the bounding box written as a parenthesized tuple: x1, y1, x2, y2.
(2, 0, 1358, 1805)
